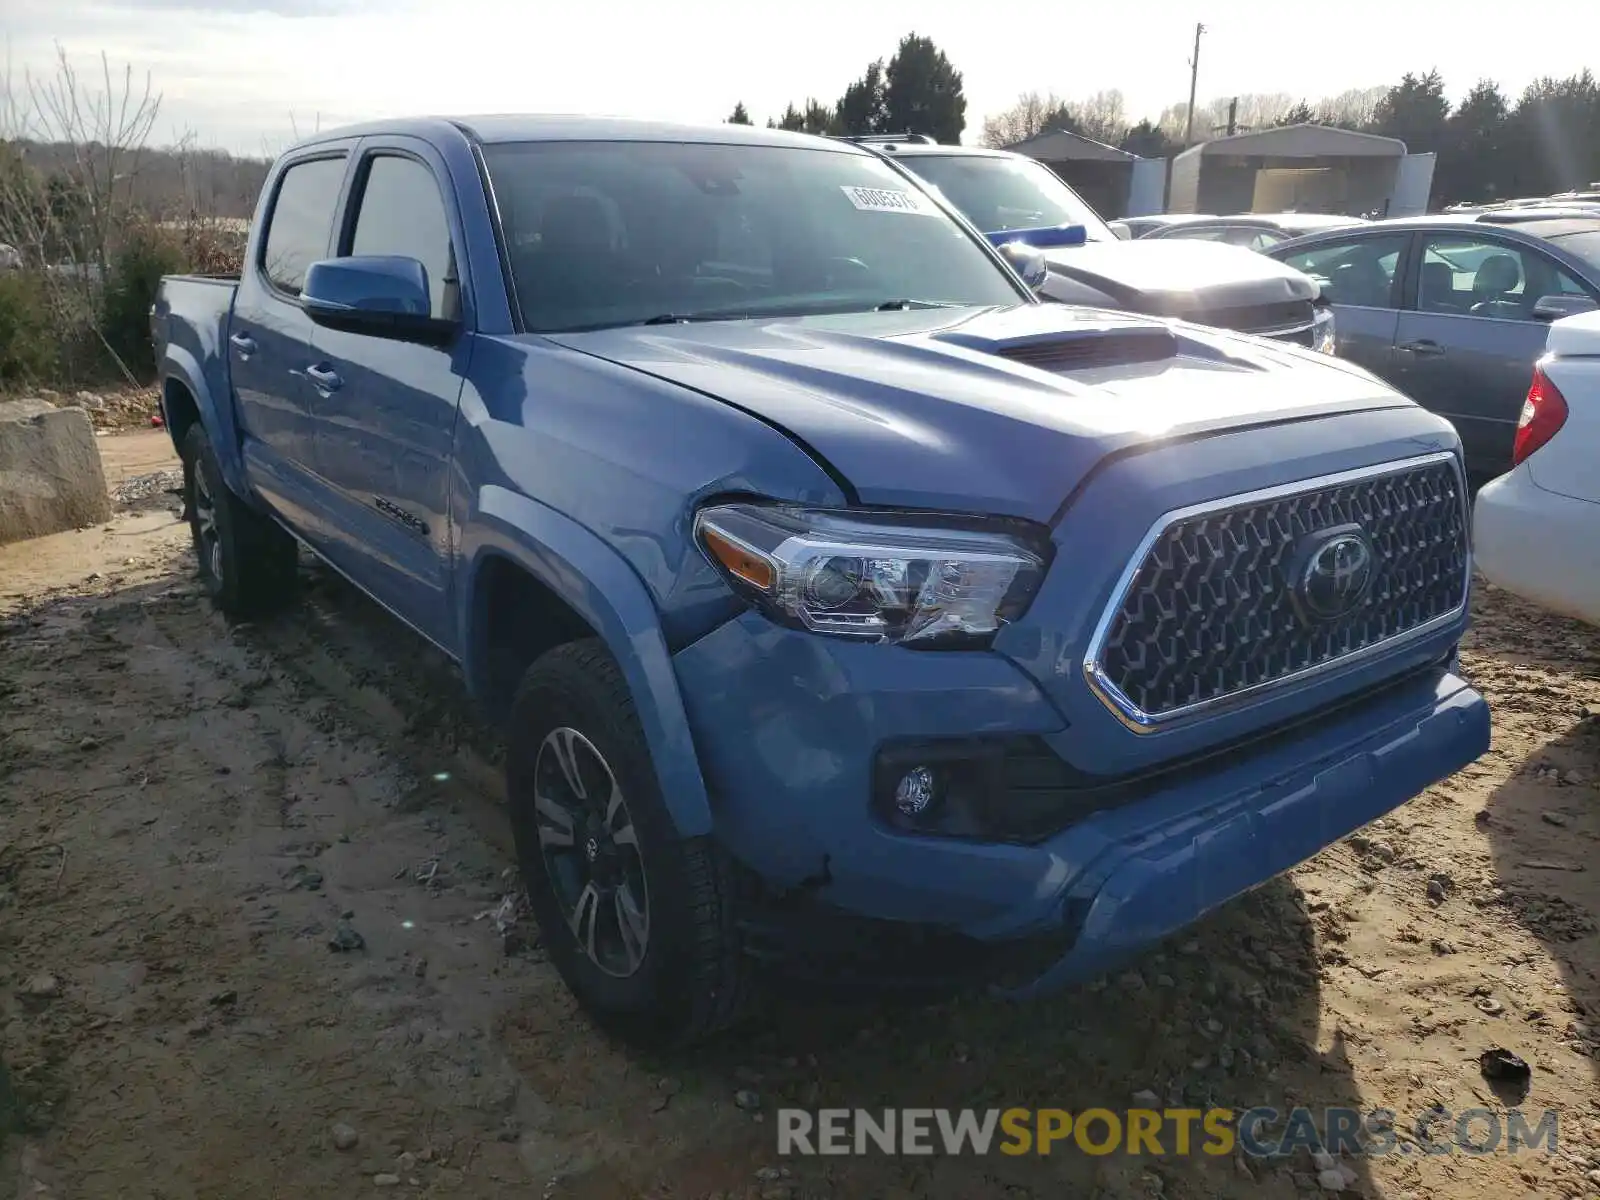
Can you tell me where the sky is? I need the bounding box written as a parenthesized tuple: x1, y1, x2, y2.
(4, 0, 1598, 157)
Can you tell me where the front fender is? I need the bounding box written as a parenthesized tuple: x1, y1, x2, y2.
(161, 343, 248, 497)
(462, 485, 713, 837)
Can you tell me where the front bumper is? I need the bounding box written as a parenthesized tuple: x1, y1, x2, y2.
(675, 612, 1489, 994)
(1474, 464, 1600, 627)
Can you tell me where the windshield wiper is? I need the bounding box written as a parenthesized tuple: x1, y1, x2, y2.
(873, 298, 960, 311)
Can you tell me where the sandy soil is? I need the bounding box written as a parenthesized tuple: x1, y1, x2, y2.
(3, 432, 1599, 1200)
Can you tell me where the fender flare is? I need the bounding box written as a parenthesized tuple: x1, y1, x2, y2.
(160, 345, 248, 497)
(464, 485, 714, 837)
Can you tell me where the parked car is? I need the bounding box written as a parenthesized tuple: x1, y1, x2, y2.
(1474, 310, 1600, 624)
(152, 115, 1489, 1046)
(850, 138, 1336, 353)
(1266, 214, 1600, 479)
(1138, 212, 1368, 252)
(1107, 214, 1218, 240)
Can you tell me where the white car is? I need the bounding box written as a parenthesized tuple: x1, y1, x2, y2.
(1473, 310, 1600, 624)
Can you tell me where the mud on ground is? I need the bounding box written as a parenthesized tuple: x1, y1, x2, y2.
(2, 432, 1599, 1200)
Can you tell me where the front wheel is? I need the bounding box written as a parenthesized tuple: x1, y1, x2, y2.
(182, 424, 298, 616)
(506, 639, 752, 1047)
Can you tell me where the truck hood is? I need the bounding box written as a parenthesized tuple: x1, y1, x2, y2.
(543, 303, 1411, 523)
(1037, 239, 1318, 317)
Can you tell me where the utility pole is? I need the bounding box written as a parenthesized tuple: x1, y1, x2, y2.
(1183, 22, 1206, 146)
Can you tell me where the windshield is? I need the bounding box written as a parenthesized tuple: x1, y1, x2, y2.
(480, 141, 1027, 332)
(1551, 230, 1600, 273)
(896, 154, 1117, 243)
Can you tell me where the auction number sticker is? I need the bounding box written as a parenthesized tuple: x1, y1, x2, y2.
(840, 185, 935, 215)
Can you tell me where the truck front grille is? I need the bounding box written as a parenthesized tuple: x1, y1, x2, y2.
(1085, 454, 1469, 730)
(1197, 298, 1316, 344)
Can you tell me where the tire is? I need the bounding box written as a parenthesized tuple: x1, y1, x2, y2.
(506, 638, 753, 1047)
(182, 423, 298, 616)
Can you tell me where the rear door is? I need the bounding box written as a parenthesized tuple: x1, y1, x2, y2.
(1276, 230, 1411, 379)
(1391, 231, 1596, 476)
(230, 148, 351, 527)
(303, 138, 473, 652)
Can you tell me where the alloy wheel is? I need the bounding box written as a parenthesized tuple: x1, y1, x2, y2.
(531, 726, 651, 978)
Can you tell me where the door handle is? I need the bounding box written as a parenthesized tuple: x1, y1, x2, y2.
(228, 332, 257, 357)
(1398, 339, 1444, 356)
(305, 364, 343, 392)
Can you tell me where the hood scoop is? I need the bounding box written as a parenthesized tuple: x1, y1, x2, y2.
(934, 324, 1182, 375)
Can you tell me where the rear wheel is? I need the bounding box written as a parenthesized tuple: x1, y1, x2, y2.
(506, 639, 753, 1047)
(182, 424, 298, 616)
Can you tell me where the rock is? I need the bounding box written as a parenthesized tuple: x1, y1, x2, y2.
(373, 1174, 401, 1188)
(1131, 1089, 1162, 1106)
(1311, 1149, 1336, 1172)
(1564, 769, 1587, 786)
(78, 735, 100, 750)
(1368, 840, 1397, 863)
(397, 1151, 417, 1172)
(209, 989, 237, 1006)
(734, 1089, 762, 1111)
(1318, 1167, 1347, 1190)
(1180, 939, 1201, 954)
(0, 400, 112, 545)
(328, 922, 365, 952)
(1203, 1018, 1223, 1035)
(23, 972, 60, 999)
(1477, 996, 1505, 1016)
(1426, 875, 1451, 903)
(1292, 1172, 1317, 1191)
(1155, 973, 1176, 987)
(1118, 971, 1146, 991)
(332, 1123, 359, 1151)
(1543, 812, 1571, 827)
(760, 1187, 793, 1200)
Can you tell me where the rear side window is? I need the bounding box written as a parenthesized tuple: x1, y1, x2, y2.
(260, 156, 347, 295)
(347, 155, 457, 319)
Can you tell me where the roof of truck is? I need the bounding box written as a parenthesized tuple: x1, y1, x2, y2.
(290, 114, 861, 153)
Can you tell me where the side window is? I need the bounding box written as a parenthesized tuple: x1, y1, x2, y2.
(1281, 234, 1408, 309)
(260, 156, 347, 296)
(1414, 236, 1585, 319)
(348, 155, 457, 320)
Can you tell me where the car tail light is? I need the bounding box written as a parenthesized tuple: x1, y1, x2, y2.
(1511, 365, 1569, 467)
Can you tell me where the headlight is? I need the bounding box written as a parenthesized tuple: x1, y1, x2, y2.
(693, 502, 1048, 647)
(1311, 303, 1337, 354)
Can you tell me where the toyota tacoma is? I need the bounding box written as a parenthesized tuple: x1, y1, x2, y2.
(151, 116, 1488, 1047)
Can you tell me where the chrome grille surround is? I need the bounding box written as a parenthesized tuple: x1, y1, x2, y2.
(1082, 451, 1471, 733)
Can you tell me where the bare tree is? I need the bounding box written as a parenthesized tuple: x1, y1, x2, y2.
(5, 45, 161, 275)
(0, 45, 162, 385)
(981, 90, 1081, 148)
(1068, 89, 1129, 145)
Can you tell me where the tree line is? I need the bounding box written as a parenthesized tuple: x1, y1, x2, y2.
(731, 35, 1600, 206)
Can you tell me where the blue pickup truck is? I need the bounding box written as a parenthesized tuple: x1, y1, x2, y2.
(152, 116, 1489, 1047)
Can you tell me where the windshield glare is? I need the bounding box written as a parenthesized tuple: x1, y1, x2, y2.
(481, 141, 1027, 332)
(898, 154, 1117, 243)
(1551, 230, 1600, 274)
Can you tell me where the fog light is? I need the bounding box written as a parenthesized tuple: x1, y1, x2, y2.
(894, 765, 940, 816)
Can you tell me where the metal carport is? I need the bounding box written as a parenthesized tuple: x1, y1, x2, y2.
(1166, 124, 1435, 218)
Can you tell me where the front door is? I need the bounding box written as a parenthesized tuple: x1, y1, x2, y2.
(1391, 232, 1592, 477)
(304, 141, 472, 652)
(1277, 231, 1412, 382)
(230, 151, 350, 528)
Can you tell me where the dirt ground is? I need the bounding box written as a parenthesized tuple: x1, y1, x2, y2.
(3, 431, 1599, 1200)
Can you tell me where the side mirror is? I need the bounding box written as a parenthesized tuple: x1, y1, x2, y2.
(301, 256, 458, 345)
(1109, 222, 1134, 241)
(1532, 293, 1599, 321)
(996, 241, 1050, 291)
